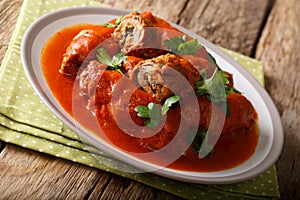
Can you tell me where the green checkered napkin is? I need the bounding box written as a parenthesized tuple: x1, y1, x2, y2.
(0, 0, 279, 199)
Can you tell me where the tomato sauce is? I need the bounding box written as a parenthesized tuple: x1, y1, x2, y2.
(41, 24, 259, 172)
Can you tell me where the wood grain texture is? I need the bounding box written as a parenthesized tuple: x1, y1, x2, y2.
(0, 0, 23, 63)
(1, 0, 299, 199)
(0, 0, 23, 161)
(0, 0, 180, 198)
(256, 0, 300, 199)
(97, 0, 188, 23)
(0, 145, 101, 199)
(0, 145, 180, 199)
(178, 0, 270, 56)
(98, 0, 269, 56)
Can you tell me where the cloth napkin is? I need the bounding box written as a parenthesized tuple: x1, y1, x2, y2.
(0, 0, 279, 199)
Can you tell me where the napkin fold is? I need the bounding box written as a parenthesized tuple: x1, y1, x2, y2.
(0, 0, 279, 199)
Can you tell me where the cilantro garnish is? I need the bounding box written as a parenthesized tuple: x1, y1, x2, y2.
(207, 53, 217, 68)
(163, 35, 187, 53)
(161, 33, 242, 116)
(161, 95, 180, 115)
(73, 30, 88, 40)
(96, 47, 127, 74)
(164, 35, 240, 115)
(135, 102, 161, 129)
(135, 95, 180, 129)
(196, 68, 228, 103)
(102, 15, 124, 28)
(163, 35, 202, 55)
(163, 35, 219, 69)
(195, 68, 241, 116)
(188, 130, 214, 157)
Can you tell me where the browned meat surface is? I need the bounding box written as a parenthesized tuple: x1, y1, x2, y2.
(77, 61, 185, 151)
(60, 27, 117, 77)
(183, 55, 234, 87)
(221, 93, 256, 133)
(90, 69, 124, 126)
(77, 60, 154, 127)
(181, 93, 256, 135)
(183, 55, 215, 77)
(129, 53, 200, 102)
(122, 56, 144, 73)
(113, 12, 164, 58)
(110, 75, 184, 151)
(137, 109, 183, 151)
(57, 11, 258, 156)
(77, 60, 107, 97)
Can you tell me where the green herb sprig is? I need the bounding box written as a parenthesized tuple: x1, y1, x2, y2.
(163, 35, 203, 55)
(163, 35, 219, 68)
(195, 68, 241, 115)
(96, 47, 127, 74)
(135, 95, 180, 129)
(102, 15, 124, 28)
(196, 68, 229, 103)
(73, 30, 88, 40)
(189, 130, 214, 157)
(135, 103, 161, 129)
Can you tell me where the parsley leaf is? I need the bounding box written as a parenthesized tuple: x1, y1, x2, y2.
(195, 68, 241, 116)
(144, 103, 161, 129)
(195, 130, 214, 157)
(195, 67, 241, 116)
(226, 87, 241, 95)
(164, 36, 219, 69)
(196, 68, 241, 102)
(96, 47, 127, 74)
(178, 38, 202, 55)
(135, 106, 149, 118)
(162, 95, 180, 115)
(135, 95, 180, 129)
(207, 53, 217, 68)
(196, 68, 227, 103)
(163, 35, 186, 53)
(188, 130, 214, 157)
(102, 15, 124, 28)
(135, 103, 161, 129)
(73, 30, 88, 40)
(163, 35, 202, 55)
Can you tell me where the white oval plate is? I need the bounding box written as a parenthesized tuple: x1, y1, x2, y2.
(21, 7, 283, 184)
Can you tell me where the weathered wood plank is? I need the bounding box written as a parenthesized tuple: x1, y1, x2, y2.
(98, 0, 269, 56)
(0, 0, 19, 167)
(0, 144, 181, 199)
(0, 0, 23, 63)
(0, 0, 22, 156)
(178, 0, 270, 56)
(255, 0, 300, 199)
(2, 0, 299, 199)
(0, 145, 102, 199)
(97, 0, 188, 23)
(0, 0, 182, 198)
(89, 177, 157, 200)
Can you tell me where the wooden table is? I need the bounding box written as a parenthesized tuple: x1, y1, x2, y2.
(0, 0, 299, 199)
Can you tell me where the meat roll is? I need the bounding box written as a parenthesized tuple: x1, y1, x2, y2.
(113, 12, 164, 58)
(129, 53, 200, 102)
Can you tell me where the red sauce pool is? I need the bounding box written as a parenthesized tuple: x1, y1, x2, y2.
(41, 24, 259, 172)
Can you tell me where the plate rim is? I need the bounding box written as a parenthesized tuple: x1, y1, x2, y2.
(21, 6, 284, 184)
